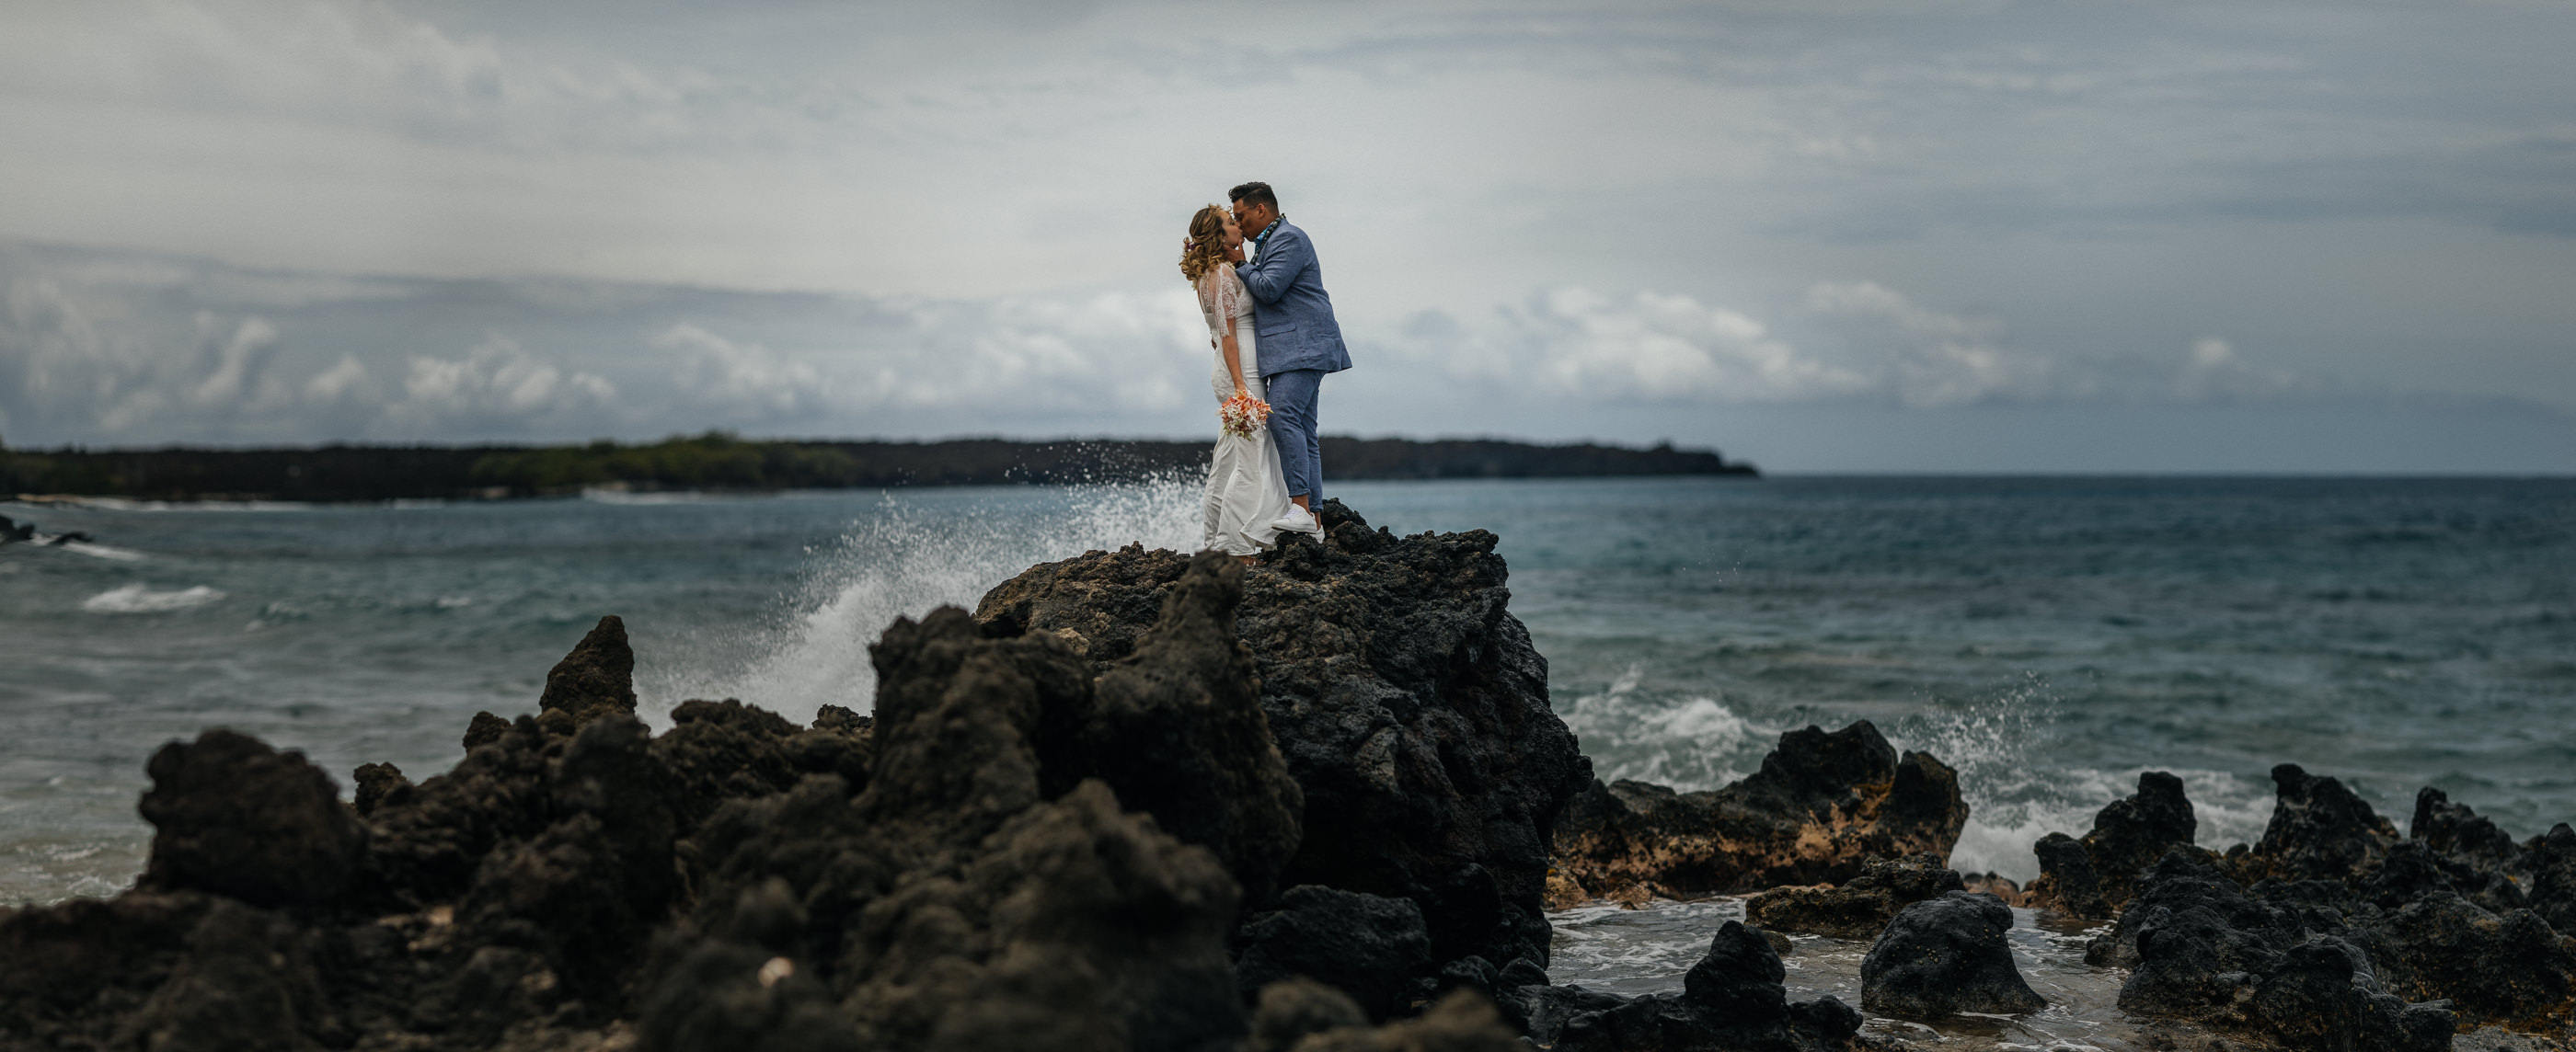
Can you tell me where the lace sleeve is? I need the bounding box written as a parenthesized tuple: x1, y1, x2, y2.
(1196, 269, 1240, 340)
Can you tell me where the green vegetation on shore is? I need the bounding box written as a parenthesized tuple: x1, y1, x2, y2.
(0, 432, 1754, 502)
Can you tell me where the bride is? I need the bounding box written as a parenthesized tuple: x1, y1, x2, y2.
(1181, 204, 1295, 560)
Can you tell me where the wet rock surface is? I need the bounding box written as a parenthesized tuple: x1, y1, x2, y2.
(2069, 762, 2576, 1048)
(1744, 852, 1965, 940)
(2027, 771, 2204, 920)
(1858, 890, 2044, 1020)
(1550, 721, 1968, 903)
(0, 519, 1560, 1052)
(1521, 920, 1865, 1052)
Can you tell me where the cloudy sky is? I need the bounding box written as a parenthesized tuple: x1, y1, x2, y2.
(1, 1, 2570, 471)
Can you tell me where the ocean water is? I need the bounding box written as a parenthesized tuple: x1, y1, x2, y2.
(4, 475, 2571, 917)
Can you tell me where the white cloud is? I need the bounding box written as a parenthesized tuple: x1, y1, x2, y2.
(656, 321, 827, 416)
(382, 333, 617, 433)
(1416, 287, 1871, 403)
(304, 353, 372, 403)
(0, 242, 2533, 454)
(184, 314, 282, 407)
(2171, 335, 2317, 403)
(1804, 280, 2058, 407)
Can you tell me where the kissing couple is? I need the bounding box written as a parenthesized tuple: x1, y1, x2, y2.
(1180, 181, 1353, 562)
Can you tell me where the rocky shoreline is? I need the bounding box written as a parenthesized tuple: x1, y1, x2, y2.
(1, 500, 2568, 1051)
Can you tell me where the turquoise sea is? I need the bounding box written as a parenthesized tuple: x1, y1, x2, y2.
(4, 475, 2572, 909)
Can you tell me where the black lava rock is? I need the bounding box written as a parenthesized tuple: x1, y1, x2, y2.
(537, 614, 640, 728)
(1859, 890, 2044, 1019)
(2099, 851, 2455, 1050)
(975, 504, 1592, 972)
(1522, 921, 1860, 1052)
(1553, 722, 1969, 901)
(2528, 822, 2576, 936)
(2248, 763, 2400, 884)
(1234, 886, 1436, 1022)
(1744, 852, 1965, 939)
(2027, 771, 2205, 919)
(136, 729, 368, 909)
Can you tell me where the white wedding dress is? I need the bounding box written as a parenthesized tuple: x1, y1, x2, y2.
(1197, 266, 1294, 555)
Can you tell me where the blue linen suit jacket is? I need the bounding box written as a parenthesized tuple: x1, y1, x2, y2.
(1235, 221, 1352, 377)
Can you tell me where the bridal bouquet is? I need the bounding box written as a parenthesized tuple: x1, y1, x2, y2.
(1219, 392, 1271, 439)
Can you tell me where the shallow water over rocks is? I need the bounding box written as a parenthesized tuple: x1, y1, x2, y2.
(1548, 897, 2225, 1050)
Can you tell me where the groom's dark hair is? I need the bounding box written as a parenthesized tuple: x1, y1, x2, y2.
(1228, 181, 1279, 212)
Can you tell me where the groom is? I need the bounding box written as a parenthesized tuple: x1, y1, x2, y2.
(1230, 180, 1351, 535)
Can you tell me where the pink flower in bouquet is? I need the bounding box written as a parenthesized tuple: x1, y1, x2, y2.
(1219, 392, 1271, 439)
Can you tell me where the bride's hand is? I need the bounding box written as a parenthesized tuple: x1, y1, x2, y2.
(1232, 383, 1249, 402)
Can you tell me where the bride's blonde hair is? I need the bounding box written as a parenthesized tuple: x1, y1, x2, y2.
(1179, 204, 1231, 283)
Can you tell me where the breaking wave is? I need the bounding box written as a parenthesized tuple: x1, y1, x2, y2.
(642, 475, 1202, 726)
(81, 584, 224, 613)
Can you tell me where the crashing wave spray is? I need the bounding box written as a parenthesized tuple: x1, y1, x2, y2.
(1891, 676, 2275, 881)
(643, 475, 1202, 725)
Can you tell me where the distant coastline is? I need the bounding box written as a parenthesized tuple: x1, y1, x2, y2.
(0, 433, 1754, 502)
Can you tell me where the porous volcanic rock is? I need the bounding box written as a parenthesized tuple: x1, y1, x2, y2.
(2096, 853, 2453, 1050)
(2028, 832, 2107, 917)
(2077, 770, 2576, 1039)
(1040, 550, 1305, 905)
(135, 729, 369, 909)
(2352, 889, 2576, 1035)
(2414, 785, 2528, 876)
(1551, 721, 1967, 901)
(974, 500, 1591, 973)
(1234, 886, 1436, 1022)
(1255, 988, 1522, 1052)
(539, 614, 641, 726)
(1744, 852, 1965, 940)
(1859, 890, 2044, 1020)
(2026, 771, 2207, 919)
(4, 546, 1546, 1051)
(2528, 822, 2576, 936)
(2231, 762, 2401, 885)
(1518, 920, 1863, 1052)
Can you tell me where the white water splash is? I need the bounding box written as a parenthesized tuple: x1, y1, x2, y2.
(1563, 665, 1764, 791)
(54, 540, 148, 562)
(1893, 679, 2274, 880)
(1892, 678, 2071, 881)
(643, 476, 1202, 726)
(80, 584, 224, 613)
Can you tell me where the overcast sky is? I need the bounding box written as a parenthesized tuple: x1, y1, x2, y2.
(2, 0, 2570, 471)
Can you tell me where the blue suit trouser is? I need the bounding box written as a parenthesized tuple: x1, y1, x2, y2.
(1264, 368, 1324, 503)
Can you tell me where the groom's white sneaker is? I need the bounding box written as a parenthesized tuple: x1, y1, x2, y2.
(1269, 506, 1321, 534)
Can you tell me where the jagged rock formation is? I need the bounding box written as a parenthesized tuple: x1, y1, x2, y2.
(1517, 921, 1865, 1051)
(1233, 887, 1435, 1023)
(2026, 770, 2205, 919)
(1744, 852, 1964, 940)
(1858, 890, 2044, 1020)
(2091, 853, 2455, 1051)
(974, 500, 1592, 977)
(135, 729, 370, 909)
(2223, 763, 2403, 885)
(0, 524, 1567, 1051)
(538, 614, 642, 727)
(2076, 764, 2576, 1045)
(1548, 721, 1967, 903)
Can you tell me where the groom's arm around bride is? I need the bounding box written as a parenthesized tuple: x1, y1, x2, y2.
(1229, 181, 1351, 527)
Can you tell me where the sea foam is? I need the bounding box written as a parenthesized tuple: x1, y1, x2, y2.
(81, 584, 224, 613)
(642, 475, 1202, 726)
